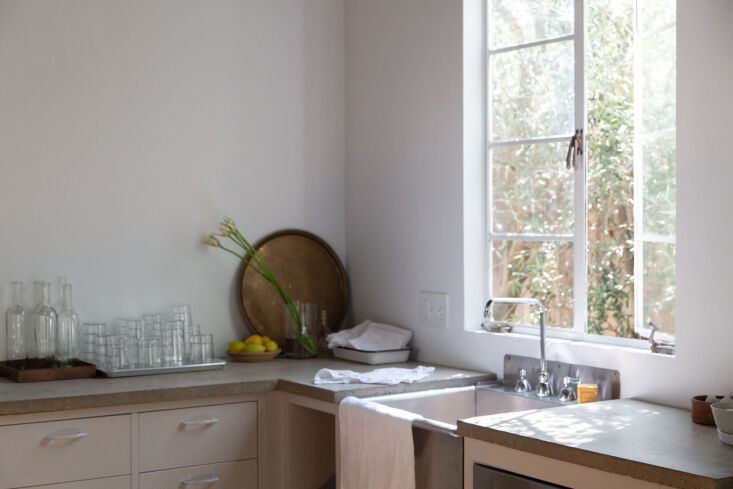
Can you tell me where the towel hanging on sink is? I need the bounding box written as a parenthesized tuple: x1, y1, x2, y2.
(338, 396, 423, 489)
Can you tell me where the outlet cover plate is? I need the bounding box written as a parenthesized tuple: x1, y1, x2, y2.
(420, 291, 449, 329)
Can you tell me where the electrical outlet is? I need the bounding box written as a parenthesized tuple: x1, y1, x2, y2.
(420, 291, 449, 329)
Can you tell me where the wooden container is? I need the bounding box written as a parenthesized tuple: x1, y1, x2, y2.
(577, 383, 599, 404)
(0, 358, 97, 383)
(691, 395, 725, 425)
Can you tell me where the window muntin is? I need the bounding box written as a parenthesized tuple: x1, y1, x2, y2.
(487, 0, 676, 341)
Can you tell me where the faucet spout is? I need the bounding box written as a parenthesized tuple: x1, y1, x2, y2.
(483, 297, 552, 397)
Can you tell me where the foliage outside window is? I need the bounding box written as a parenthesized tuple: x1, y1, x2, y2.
(488, 0, 676, 341)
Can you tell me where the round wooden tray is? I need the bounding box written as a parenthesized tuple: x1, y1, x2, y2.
(240, 230, 348, 345)
(227, 349, 282, 363)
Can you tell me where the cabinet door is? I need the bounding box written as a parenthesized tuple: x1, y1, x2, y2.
(140, 460, 256, 489)
(139, 402, 257, 472)
(0, 415, 131, 488)
(15, 475, 131, 489)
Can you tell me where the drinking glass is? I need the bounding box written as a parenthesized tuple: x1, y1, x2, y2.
(163, 321, 184, 366)
(190, 333, 214, 364)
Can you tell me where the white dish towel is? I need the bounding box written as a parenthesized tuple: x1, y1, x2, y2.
(338, 396, 423, 489)
(314, 366, 435, 386)
(327, 319, 413, 351)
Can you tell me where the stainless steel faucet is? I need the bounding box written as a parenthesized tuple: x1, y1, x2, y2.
(483, 297, 553, 397)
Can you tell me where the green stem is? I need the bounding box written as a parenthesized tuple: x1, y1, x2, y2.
(216, 224, 317, 355)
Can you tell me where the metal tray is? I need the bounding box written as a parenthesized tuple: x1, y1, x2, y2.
(97, 359, 227, 378)
(240, 230, 349, 346)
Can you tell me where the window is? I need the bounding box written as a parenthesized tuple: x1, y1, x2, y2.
(487, 0, 676, 342)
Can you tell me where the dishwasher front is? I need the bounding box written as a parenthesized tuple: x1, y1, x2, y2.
(473, 464, 570, 489)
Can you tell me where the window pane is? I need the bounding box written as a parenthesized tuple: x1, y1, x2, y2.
(639, 0, 675, 32)
(490, 40, 574, 141)
(642, 27, 676, 133)
(492, 142, 574, 235)
(489, 0, 573, 50)
(586, 0, 636, 338)
(491, 240, 573, 327)
(643, 242, 675, 334)
(643, 135, 675, 236)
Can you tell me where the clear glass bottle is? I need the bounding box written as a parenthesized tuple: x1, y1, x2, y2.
(56, 283, 79, 363)
(31, 281, 56, 361)
(56, 276, 68, 310)
(5, 281, 26, 361)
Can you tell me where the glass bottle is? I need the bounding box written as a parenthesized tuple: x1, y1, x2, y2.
(56, 277, 68, 311)
(5, 281, 26, 361)
(31, 281, 56, 361)
(56, 283, 79, 363)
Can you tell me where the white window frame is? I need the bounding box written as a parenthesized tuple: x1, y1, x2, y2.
(485, 0, 675, 349)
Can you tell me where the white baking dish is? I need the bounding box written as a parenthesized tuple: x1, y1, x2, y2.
(332, 347, 411, 365)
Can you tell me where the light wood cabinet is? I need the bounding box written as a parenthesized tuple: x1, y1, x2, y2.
(139, 460, 257, 489)
(17, 476, 131, 489)
(0, 397, 261, 489)
(139, 402, 257, 472)
(0, 415, 131, 488)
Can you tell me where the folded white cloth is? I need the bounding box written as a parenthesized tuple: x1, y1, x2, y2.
(314, 366, 435, 385)
(338, 396, 423, 489)
(327, 319, 413, 351)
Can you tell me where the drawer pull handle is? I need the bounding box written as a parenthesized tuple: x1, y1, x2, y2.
(44, 428, 88, 441)
(181, 414, 219, 426)
(182, 473, 220, 485)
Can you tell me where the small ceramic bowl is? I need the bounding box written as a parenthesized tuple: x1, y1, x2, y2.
(718, 429, 733, 446)
(711, 402, 733, 434)
(691, 395, 725, 425)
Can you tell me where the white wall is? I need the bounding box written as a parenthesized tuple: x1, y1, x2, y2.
(345, 0, 733, 408)
(0, 0, 345, 356)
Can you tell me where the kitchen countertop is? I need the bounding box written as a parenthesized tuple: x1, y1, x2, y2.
(458, 398, 733, 489)
(0, 357, 494, 416)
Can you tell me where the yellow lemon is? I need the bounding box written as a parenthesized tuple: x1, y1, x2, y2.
(243, 343, 266, 353)
(228, 340, 246, 352)
(244, 334, 264, 346)
(262, 336, 272, 344)
(264, 340, 279, 352)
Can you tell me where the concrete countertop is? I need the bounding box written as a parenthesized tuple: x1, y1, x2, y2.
(457, 399, 733, 489)
(0, 357, 495, 416)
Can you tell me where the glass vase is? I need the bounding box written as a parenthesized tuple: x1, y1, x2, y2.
(5, 281, 26, 361)
(30, 281, 56, 361)
(56, 283, 79, 363)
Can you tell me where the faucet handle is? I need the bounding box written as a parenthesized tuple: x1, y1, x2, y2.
(536, 371, 553, 398)
(558, 376, 582, 402)
(514, 368, 532, 393)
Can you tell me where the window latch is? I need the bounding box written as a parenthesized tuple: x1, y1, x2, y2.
(565, 129, 584, 170)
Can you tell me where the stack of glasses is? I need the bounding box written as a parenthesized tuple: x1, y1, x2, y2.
(79, 305, 215, 372)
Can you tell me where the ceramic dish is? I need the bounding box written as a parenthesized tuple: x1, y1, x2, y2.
(227, 349, 281, 363)
(718, 429, 733, 446)
(711, 402, 733, 433)
(332, 347, 411, 365)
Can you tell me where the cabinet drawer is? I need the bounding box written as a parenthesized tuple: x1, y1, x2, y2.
(0, 415, 131, 488)
(18, 475, 131, 489)
(139, 402, 257, 472)
(140, 460, 256, 489)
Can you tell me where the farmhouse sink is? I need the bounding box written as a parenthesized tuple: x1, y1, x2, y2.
(367, 382, 561, 489)
(368, 382, 560, 432)
(365, 356, 620, 489)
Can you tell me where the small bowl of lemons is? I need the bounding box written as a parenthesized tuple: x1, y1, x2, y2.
(227, 335, 281, 362)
